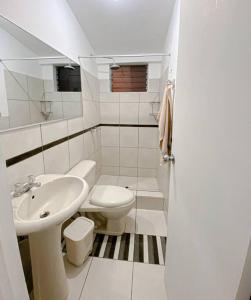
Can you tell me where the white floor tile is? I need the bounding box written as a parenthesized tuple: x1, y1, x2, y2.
(125, 208, 136, 233)
(65, 256, 92, 300)
(117, 176, 138, 190)
(137, 177, 159, 191)
(80, 258, 133, 300)
(136, 191, 164, 210)
(132, 263, 167, 300)
(97, 175, 118, 185)
(136, 209, 167, 236)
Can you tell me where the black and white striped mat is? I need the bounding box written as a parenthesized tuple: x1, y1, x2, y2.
(91, 233, 167, 265)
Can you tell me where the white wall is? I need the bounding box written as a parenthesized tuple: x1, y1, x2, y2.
(162, 0, 180, 77)
(0, 0, 97, 75)
(166, 1, 251, 300)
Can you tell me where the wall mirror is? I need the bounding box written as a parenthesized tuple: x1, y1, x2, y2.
(0, 16, 83, 131)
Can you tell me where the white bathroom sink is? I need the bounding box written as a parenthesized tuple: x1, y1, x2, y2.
(12, 174, 89, 300)
(12, 174, 89, 235)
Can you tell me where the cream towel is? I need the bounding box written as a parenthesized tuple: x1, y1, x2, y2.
(158, 84, 173, 156)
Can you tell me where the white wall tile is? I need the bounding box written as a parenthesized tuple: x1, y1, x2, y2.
(8, 100, 31, 127)
(5, 71, 28, 100)
(100, 92, 119, 102)
(29, 101, 44, 123)
(119, 167, 138, 177)
(100, 103, 119, 124)
(0, 125, 42, 159)
(147, 79, 160, 92)
(43, 80, 54, 92)
(83, 101, 99, 129)
(120, 103, 139, 124)
(120, 127, 138, 147)
(138, 148, 158, 168)
(61, 92, 81, 102)
(69, 135, 84, 168)
(139, 103, 157, 125)
(139, 127, 158, 148)
(27, 77, 44, 101)
(101, 126, 119, 147)
(50, 101, 63, 120)
(101, 166, 120, 176)
(139, 92, 159, 102)
(63, 102, 82, 119)
(67, 117, 84, 135)
(83, 132, 95, 158)
(0, 116, 10, 130)
(120, 147, 138, 167)
(44, 92, 62, 102)
(99, 79, 110, 93)
(43, 142, 70, 174)
(102, 147, 119, 166)
(97, 175, 118, 185)
(41, 120, 68, 144)
(7, 153, 44, 191)
(120, 92, 139, 102)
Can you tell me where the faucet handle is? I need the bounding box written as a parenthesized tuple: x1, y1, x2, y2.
(28, 175, 35, 184)
(28, 175, 41, 187)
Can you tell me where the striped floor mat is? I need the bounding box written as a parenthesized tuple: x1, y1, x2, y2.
(91, 233, 167, 265)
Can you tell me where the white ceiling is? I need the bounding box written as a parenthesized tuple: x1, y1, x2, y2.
(67, 0, 175, 55)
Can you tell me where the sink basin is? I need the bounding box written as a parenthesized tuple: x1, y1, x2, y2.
(13, 175, 88, 235)
(12, 174, 89, 300)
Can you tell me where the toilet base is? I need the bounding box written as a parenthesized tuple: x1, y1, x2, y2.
(94, 217, 126, 236)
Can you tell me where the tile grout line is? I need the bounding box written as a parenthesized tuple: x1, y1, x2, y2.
(78, 257, 93, 300)
(130, 261, 135, 300)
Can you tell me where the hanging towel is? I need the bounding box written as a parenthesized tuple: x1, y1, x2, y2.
(158, 84, 173, 156)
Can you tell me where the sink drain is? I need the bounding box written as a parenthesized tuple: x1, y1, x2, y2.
(40, 211, 50, 219)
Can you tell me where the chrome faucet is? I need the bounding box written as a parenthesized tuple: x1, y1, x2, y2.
(13, 175, 41, 197)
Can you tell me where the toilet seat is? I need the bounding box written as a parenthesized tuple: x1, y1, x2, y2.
(90, 185, 134, 208)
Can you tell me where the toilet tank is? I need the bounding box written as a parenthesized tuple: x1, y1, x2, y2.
(67, 160, 96, 189)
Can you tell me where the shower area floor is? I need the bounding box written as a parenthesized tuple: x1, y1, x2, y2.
(63, 175, 167, 300)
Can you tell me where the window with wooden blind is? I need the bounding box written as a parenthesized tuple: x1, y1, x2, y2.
(56, 66, 81, 92)
(111, 65, 148, 92)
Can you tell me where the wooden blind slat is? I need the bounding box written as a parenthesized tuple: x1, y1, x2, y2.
(112, 83, 147, 88)
(113, 87, 147, 92)
(112, 65, 147, 92)
(112, 77, 146, 83)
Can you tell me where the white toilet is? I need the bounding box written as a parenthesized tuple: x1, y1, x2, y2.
(68, 160, 135, 235)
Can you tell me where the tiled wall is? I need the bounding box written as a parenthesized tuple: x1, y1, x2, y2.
(43, 76, 83, 120)
(2, 70, 46, 129)
(1, 70, 83, 130)
(0, 68, 101, 192)
(99, 77, 161, 177)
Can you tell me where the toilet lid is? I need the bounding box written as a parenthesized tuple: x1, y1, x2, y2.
(90, 185, 134, 208)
